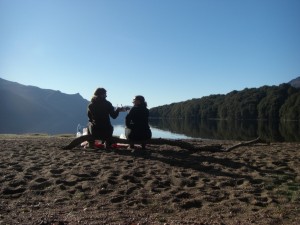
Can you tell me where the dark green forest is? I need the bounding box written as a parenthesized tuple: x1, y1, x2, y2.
(149, 84, 300, 121)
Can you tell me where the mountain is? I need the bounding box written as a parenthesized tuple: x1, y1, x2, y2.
(288, 76, 300, 88)
(0, 78, 91, 134)
(2, 76, 298, 134)
(0, 78, 128, 134)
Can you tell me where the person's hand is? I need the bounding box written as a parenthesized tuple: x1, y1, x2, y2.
(117, 106, 130, 112)
(117, 107, 126, 112)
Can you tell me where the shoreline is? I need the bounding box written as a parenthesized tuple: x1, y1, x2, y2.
(0, 136, 299, 224)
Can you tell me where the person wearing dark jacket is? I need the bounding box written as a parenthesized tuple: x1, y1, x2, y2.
(87, 87, 122, 148)
(125, 95, 152, 149)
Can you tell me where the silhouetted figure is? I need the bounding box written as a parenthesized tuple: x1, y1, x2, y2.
(125, 95, 152, 149)
(87, 88, 123, 148)
(62, 87, 123, 149)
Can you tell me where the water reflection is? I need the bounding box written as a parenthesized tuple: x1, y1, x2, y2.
(113, 125, 192, 139)
(148, 118, 300, 142)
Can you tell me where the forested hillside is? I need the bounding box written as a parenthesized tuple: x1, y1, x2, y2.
(149, 83, 300, 121)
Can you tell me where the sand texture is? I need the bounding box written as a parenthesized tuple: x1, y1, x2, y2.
(0, 135, 300, 224)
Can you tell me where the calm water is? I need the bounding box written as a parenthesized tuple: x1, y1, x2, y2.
(113, 119, 300, 142)
(113, 125, 192, 140)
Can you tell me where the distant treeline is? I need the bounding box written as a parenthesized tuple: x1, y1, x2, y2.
(149, 118, 300, 142)
(149, 84, 300, 121)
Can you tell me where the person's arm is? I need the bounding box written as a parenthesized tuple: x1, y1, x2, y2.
(108, 102, 119, 119)
(87, 104, 94, 122)
(125, 108, 135, 129)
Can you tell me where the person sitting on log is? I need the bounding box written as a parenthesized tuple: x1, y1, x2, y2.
(87, 87, 124, 148)
(125, 95, 152, 150)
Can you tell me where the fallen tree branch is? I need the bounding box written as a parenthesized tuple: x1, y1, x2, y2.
(112, 136, 197, 150)
(191, 144, 224, 152)
(224, 137, 270, 152)
(62, 135, 94, 150)
(62, 135, 197, 150)
(62, 135, 269, 152)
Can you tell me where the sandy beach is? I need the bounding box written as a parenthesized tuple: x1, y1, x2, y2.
(0, 135, 299, 224)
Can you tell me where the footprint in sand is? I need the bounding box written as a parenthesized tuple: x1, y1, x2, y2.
(8, 179, 27, 188)
(110, 195, 125, 203)
(203, 190, 228, 203)
(29, 178, 52, 191)
(2, 187, 26, 195)
(24, 173, 33, 180)
(73, 172, 97, 182)
(219, 180, 238, 188)
(107, 177, 118, 185)
(238, 196, 251, 203)
(132, 171, 146, 178)
(56, 178, 78, 187)
(122, 174, 140, 184)
(10, 164, 23, 172)
(99, 188, 114, 194)
(50, 168, 64, 175)
(125, 186, 138, 195)
(35, 177, 48, 183)
(180, 199, 202, 209)
(272, 161, 288, 167)
(179, 178, 197, 187)
(3, 174, 15, 181)
(252, 196, 271, 207)
(175, 191, 191, 199)
(25, 165, 43, 173)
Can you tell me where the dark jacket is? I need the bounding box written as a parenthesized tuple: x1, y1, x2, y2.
(87, 96, 119, 139)
(125, 105, 151, 140)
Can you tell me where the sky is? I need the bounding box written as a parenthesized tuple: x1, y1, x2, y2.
(1, 0, 300, 108)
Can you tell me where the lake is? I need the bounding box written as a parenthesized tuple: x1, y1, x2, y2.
(112, 119, 300, 142)
(113, 125, 192, 140)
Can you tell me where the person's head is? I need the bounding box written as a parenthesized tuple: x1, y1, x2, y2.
(93, 88, 107, 98)
(133, 95, 147, 107)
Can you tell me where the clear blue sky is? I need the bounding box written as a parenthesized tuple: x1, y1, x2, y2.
(1, 0, 299, 108)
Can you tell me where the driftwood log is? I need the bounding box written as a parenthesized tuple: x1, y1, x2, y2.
(62, 135, 269, 152)
(224, 137, 270, 152)
(62, 135, 197, 150)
